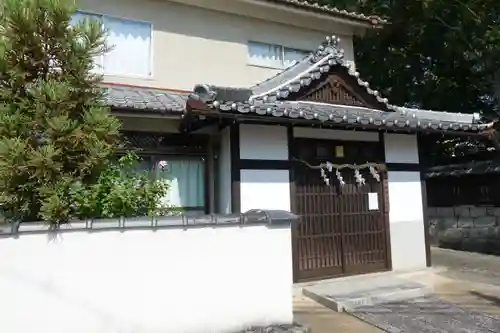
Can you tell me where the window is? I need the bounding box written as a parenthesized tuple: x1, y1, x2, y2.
(248, 41, 309, 69)
(71, 11, 152, 77)
(136, 155, 206, 214)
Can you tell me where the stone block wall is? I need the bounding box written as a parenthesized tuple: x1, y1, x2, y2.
(428, 206, 500, 254)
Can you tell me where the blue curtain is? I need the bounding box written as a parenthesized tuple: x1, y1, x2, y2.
(155, 157, 205, 210)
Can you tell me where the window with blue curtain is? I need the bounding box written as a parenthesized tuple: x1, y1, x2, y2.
(152, 156, 205, 213)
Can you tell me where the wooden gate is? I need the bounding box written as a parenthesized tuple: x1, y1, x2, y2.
(292, 138, 390, 282)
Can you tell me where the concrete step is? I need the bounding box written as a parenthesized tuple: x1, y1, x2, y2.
(300, 270, 437, 312)
(303, 283, 431, 312)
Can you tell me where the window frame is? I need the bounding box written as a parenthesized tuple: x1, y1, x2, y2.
(247, 41, 310, 70)
(73, 10, 154, 79)
(119, 132, 212, 214)
(140, 154, 209, 214)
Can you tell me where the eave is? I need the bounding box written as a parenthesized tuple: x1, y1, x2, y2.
(257, 0, 387, 28)
(184, 98, 493, 137)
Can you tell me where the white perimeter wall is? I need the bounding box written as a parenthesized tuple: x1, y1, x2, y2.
(384, 133, 426, 271)
(0, 224, 293, 333)
(239, 124, 291, 212)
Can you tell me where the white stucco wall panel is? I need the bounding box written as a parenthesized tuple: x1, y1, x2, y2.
(387, 171, 426, 271)
(384, 133, 419, 164)
(0, 225, 293, 333)
(240, 124, 288, 160)
(293, 127, 379, 141)
(240, 170, 291, 212)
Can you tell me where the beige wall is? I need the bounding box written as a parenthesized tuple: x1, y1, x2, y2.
(76, 0, 356, 91)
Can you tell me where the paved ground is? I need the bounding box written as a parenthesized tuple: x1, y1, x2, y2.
(432, 246, 500, 287)
(293, 294, 384, 333)
(293, 247, 500, 332)
(430, 247, 500, 318)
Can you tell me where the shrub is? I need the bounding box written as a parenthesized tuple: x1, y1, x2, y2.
(0, 0, 173, 224)
(0, 0, 121, 224)
(70, 152, 172, 220)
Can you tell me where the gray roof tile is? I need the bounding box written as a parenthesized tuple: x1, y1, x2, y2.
(103, 85, 189, 113)
(189, 35, 492, 134)
(263, 0, 387, 26)
(213, 100, 490, 133)
(195, 36, 392, 108)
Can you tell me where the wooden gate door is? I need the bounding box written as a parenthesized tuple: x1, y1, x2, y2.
(292, 138, 390, 282)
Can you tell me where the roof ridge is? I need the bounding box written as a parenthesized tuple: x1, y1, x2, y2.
(248, 35, 392, 109)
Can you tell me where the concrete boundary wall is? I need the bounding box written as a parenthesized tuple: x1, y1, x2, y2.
(0, 213, 295, 333)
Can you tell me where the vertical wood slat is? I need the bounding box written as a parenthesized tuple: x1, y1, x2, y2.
(292, 138, 390, 282)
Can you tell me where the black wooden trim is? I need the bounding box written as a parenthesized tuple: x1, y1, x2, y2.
(203, 158, 210, 215)
(288, 125, 300, 283)
(379, 132, 386, 161)
(417, 133, 432, 267)
(386, 163, 422, 172)
(420, 179, 431, 267)
(239, 159, 290, 170)
(190, 112, 483, 137)
(379, 131, 393, 271)
(230, 124, 241, 213)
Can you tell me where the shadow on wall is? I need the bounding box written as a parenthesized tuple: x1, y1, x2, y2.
(428, 206, 500, 255)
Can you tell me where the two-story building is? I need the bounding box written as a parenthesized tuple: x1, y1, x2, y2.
(74, 0, 493, 282)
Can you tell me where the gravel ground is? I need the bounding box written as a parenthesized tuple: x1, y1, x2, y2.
(350, 296, 500, 333)
(432, 247, 500, 286)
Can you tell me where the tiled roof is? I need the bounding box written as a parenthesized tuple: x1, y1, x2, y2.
(425, 160, 500, 178)
(102, 84, 189, 113)
(198, 36, 401, 111)
(211, 100, 489, 133)
(263, 0, 387, 26)
(99, 35, 493, 135)
(190, 35, 492, 134)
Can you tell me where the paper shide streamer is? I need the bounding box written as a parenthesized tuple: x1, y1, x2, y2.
(293, 158, 384, 187)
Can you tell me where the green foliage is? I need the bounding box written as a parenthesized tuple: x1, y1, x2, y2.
(70, 152, 171, 220)
(321, 0, 500, 117)
(0, 0, 170, 224)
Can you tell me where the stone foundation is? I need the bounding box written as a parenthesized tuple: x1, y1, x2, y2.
(428, 206, 500, 254)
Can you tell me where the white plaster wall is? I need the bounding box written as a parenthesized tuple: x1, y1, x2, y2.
(0, 225, 293, 333)
(77, 0, 356, 91)
(239, 124, 290, 212)
(240, 170, 291, 212)
(384, 133, 419, 163)
(218, 127, 232, 214)
(293, 127, 379, 141)
(240, 124, 288, 160)
(387, 171, 426, 271)
(383, 133, 425, 271)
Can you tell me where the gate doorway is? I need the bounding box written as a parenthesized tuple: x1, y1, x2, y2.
(292, 138, 391, 282)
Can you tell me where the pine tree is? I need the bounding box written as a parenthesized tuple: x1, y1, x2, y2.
(0, 0, 121, 224)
